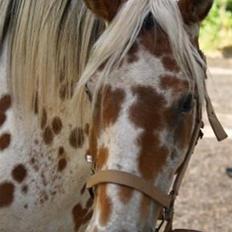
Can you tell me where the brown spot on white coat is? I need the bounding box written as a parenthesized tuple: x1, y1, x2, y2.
(129, 86, 169, 180)
(0, 95, 11, 112)
(12, 164, 27, 183)
(0, 113, 6, 127)
(52, 116, 63, 134)
(162, 56, 180, 72)
(101, 85, 126, 128)
(21, 185, 28, 194)
(72, 203, 93, 231)
(119, 186, 133, 204)
(140, 24, 172, 57)
(43, 126, 54, 145)
(58, 146, 65, 157)
(160, 75, 189, 95)
(69, 127, 85, 149)
(0, 133, 11, 150)
(0, 182, 15, 207)
(98, 185, 112, 226)
(96, 146, 109, 171)
(58, 158, 67, 172)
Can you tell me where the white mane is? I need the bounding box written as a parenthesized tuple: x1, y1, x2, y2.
(0, 0, 104, 123)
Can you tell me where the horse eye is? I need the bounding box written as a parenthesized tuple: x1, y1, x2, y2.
(143, 12, 154, 30)
(179, 94, 193, 113)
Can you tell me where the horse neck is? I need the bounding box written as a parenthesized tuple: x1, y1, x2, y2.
(0, 37, 95, 232)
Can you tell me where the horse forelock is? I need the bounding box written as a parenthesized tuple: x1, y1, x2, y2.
(74, 0, 206, 130)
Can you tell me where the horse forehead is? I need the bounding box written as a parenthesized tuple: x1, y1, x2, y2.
(103, 51, 188, 108)
(106, 38, 189, 86)
(98, 40, 190, 130)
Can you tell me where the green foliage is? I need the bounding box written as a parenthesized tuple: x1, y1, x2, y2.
(226, 0, 232, 11)
(200, 0, 232, 52)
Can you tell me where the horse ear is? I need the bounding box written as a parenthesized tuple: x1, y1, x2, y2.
(178, 0, 214, 24)
(84, 0, 125, 21)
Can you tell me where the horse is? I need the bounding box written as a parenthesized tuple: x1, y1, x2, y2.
(0, 0, 227, 231)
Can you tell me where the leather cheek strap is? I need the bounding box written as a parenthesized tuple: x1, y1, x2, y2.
(86, 170, 171, 208)
(205, 93, 228, 141)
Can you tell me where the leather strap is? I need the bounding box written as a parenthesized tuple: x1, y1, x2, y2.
(205, 92, 228, 141)
(86, 170, 171, 208)
(164, 218, 173, 232)
(171, 119, 202, 196)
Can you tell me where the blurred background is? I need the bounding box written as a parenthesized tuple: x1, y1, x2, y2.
(200, 0, 232, 54)
(174, 1, 232, 231)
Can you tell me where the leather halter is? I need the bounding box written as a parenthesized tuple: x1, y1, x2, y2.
(86, 86, 227, 231)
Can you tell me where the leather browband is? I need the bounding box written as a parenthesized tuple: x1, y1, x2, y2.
(86, 170, 171, 208)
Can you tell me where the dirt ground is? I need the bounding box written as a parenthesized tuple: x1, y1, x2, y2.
(173, 58, 232, 232)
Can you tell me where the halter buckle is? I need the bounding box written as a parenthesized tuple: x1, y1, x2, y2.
(85, 154, 93, 164)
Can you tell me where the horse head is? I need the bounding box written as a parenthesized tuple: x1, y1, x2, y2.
(79, 0, 214, 231)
